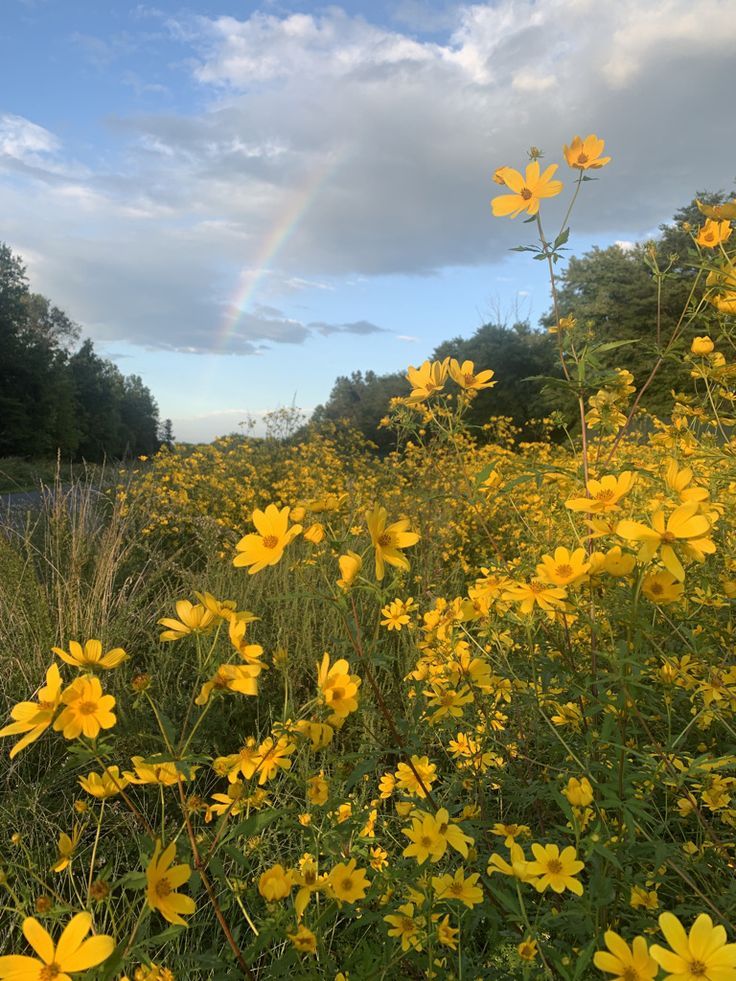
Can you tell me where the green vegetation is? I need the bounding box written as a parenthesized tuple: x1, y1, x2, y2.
(0, 243, 169, 461)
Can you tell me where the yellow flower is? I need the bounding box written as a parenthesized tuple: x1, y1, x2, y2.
(384, 903, 424, 951)
(287, 924, 317, 954)
(491, 823, 531, 848)
(254, 736, 295, 785)
(566, 473, 635, 513)
(491, 161, 563, 218)
(527, 843, 584, 895)
(158, 600, 215, 641)
(123, 757, 198, 787)
(563, 776, 594, 807)
(518, 938, 539, 962)
(502, 579, 568, 615)
(194, 663, 260, 704)
(593, 931, 658, 980)
(536, 547, 591, 586)
(53, 675, 116, 741)
(380, 597, 416, 631)
(79, 766, 129, 799)
(405, 359, 449, 404)
(307, 773, 329, 805)
(642, 571, 685, 605)
(402, 812, 446, 864)
(366, 505, 420, 580)
(563, 134, 611, 170)
(616, 503, 714, 581)
(146, 840, 195, 926)
(193, 590, 241, 621)
(603, 546, 636, 577)
(52, 640, 128, 670)
(258, 864, 294, 901)
(695, 219, 732, 248)
(394, 755, 437, 798)
(650, 912, 736, 980)
(0, 663, 63, 758)
(448, 359, 496, 392)
(51, 824, 83, 873)
(337, 551, 362, 590)
(227, 617, 266, 667)
(487, 843, 537, 883)
(233, 504, 302, 574)
(316, 652, 361, 720)
(303, 522, 324, 544)
(437, 914, 459, 950)
(293, 719, 334, 750)
(370, 846, 388, 871)
(293, 855, 328, 919)
(327, 858, 370, 903)
(0, 913, 114, 979)
(431, 867, 483, 908)
(664, 459, 709, 504)
(691, 336, 715, 355)
(630, 886, 660, 911)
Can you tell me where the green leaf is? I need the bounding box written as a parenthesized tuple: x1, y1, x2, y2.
(553, 227, 571, 249)
(227, 807, 282, 840)
(474, 462, 497, 488)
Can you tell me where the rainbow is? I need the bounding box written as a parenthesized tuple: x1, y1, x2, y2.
(214, 152, 341, 353)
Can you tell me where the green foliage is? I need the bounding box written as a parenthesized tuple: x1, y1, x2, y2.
(540, 192, 730, 417)
(0, 243, 163, 461)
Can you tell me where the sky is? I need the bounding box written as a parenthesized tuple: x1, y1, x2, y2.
(2, 0, 735, 441)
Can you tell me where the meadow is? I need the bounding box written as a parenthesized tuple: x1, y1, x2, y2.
(1, 135, 735, 980)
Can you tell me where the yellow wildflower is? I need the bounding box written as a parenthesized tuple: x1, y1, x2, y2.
(146, 840, 195, 926)
(52, 639, 128, 670)
(491, 161, 563, 218)
(233, 504, 302, 574)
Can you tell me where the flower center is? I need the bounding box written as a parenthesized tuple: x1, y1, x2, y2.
(78, 700, 98, 716)
(463, 372, 475, 385)
(341, 877, 353, 893)
(377, 533, 392, 547)
(689, 962, 707, 977)
(596, 489, 615, 501)
(262, 535, 279, 549)
(155, 876, 172, 898)
(420, 835, 433, 848)
(661, 531, 677, 543)
(438, 822, 448, 834)
(449, 882, 465, 896)
(401, 917, 414, 931)
(330, 686, 345, 701)
(40, 965, 62, 981)
(650, 584, 663, 595)
(529, 580, 546, 593)
(555, 564, 573, 578)
(622, 968, 638, 981)
(520, 187, 533, 200)
(547, 859, 563, 875)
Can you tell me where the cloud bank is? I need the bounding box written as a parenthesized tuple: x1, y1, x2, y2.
(2, 0, 735, 354)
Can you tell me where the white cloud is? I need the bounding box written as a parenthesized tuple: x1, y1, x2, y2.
(2, 1, 736, 355)
(0, 113, 58, 161)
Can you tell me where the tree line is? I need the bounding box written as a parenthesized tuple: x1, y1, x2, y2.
(311, 193, 729, 450)
(0, 244, 171, 461)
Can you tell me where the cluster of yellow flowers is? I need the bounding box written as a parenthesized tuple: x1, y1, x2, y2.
(2, 131, 736, 979)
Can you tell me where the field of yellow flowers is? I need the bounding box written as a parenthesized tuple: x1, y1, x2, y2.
(1, 134, 736, 980)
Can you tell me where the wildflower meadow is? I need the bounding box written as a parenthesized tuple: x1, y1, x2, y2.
(2, 133, 736, 980)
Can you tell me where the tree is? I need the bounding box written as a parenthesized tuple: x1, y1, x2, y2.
(0, 242, 162, 461)
(312, 370, 406, 453)
(431, 321, 560, 433)
(540, 191, 731, 417)
(159, 419, 175, 451)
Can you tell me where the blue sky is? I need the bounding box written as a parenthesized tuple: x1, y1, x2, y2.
(2, 0, 735, 440)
